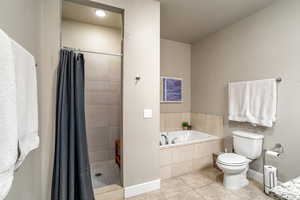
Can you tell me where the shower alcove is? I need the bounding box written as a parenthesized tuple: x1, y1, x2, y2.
(61, 0, 123, 190)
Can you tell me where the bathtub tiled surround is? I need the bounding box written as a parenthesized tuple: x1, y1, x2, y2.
(191, 113, 224, 138)
(161, 112, 191, 131)
(160, 112, 224, 138)
(160, 112, 224, 179)
(160, 139, 224, 179)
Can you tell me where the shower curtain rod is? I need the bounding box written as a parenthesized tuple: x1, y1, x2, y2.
(62, 46, 123, 57)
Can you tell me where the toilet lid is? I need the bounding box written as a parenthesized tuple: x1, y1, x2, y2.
(217, 153, 247, 166)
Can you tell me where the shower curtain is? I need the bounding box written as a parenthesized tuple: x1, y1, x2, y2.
(52, 49, 94, 200)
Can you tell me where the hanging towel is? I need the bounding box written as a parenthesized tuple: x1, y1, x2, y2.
(0, 29, 39, 199)
(247, 79, 277, 127)
(11, 40, 39, 169)
(0, 29, 19, 200)
(228, 81, 249, 123)
(228, 79, 277, 127)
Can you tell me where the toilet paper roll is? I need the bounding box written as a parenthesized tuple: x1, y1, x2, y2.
(265, 150, 280, 158)
(264, 165, 277, 189)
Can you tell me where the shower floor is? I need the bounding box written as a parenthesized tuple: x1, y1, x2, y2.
(91, 160, 121, 188)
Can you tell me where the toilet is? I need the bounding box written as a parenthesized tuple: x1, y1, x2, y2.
(217, 131, 264, 190)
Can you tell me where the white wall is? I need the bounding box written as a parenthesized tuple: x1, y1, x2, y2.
(160, 39, 191, 113)
(0, 0, 42, 199)
(191, 0, 300, 181)
(41, 0, 160, 199)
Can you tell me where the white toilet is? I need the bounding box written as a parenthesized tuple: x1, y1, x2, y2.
(217, 131, 264, 190)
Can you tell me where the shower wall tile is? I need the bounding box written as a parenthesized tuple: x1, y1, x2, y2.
(86, 91, 120, 105)
(85, 105, 110, 127)
(109, 81, 121, 92)
(89, 150, 113, 163)
(108, 106, 121, 126)
(85, 58, 121, 166)
(108, 127, 120, 148)
(86, 127, 110, 152)
(86, 80, 110, 92)
(85, 54, 110, 81)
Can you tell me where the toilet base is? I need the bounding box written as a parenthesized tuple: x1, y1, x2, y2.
(223, 169, 249, 190)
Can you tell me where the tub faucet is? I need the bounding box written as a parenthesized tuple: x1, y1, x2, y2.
(171, 137, 179, 144)
(161, 134, 169, 145)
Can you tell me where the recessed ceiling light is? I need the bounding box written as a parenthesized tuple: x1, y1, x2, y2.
(95, 9, 106, 17)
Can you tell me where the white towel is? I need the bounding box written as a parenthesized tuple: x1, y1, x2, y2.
(247, 79, 277, 127)
(11, 40, 39, 169)
(228, 79, 277, 127)
(0, 29, 39, 199)
(0, 29, 19, 199)
(228, 81, 249, 123)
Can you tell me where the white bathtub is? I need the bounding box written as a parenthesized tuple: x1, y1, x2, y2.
(160, 130, 219, 148)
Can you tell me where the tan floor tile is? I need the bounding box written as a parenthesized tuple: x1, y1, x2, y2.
(160, 177, 193, 199)
(166, 190, 205, 200)
(126, 190, 165, 200)
(195, 183, 241, 200)
(127, 168, 271, 200)
(230, 182, 266, 199)
(198, 168, 223, 182)
(179, 171, 214, 189)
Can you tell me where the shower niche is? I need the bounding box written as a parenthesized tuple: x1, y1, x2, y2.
(61, 0, 123, 189)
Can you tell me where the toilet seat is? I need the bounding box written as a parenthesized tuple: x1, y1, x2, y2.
(217, 153, 248, 166)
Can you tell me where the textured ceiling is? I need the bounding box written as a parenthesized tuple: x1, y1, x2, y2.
(159, 0, 275, 43)
(62, 1, 122, 29)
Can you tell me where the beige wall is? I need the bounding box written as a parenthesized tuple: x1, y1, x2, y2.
(0, 0, 42, 199)
(41, 0, 160, 199)
(160, 39, 191, 113)
(191, 0, 300, 181)
(62, 20, 122, 166)
(62, 20, 122, 53)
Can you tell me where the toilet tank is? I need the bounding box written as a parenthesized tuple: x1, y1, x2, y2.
(233, 131, 264, 160)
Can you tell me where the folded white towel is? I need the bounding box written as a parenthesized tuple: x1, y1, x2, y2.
(228, 79, 277, 127)
(0, 29, 19, 199)
(228, 81, 249, 123)
(11, 40, 39, 169)
(247, 79, 277, 127)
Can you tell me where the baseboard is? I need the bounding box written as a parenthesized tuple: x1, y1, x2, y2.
(124, 179, 160, 198)
(248, 169, 264, 184)
(248, 169, 282, 185)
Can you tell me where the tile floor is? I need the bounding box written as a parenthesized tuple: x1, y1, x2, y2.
(126, 168, 273, 200)
(91, 160, 121, 188)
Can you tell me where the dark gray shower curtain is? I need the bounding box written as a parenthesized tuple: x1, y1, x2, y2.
(52, 49, 94, 200)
